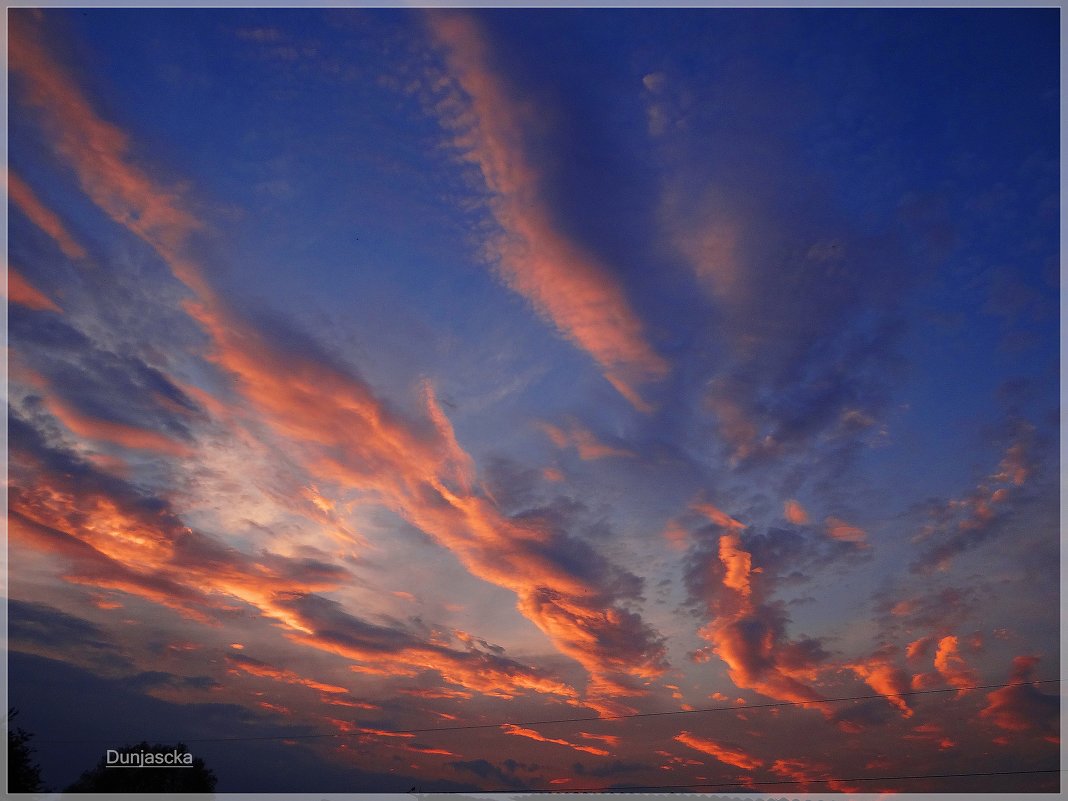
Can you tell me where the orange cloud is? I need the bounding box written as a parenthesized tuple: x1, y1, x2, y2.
(674, 731, 762, 770)
(8, 171, 87, 259)
(7, 266, 62, 312)
(692, 502, 745, 531)
(905, 633, 938, 662)
(500, 724, 609, 757)
(824, 516, 867, 546)
(932, 635, 978, 691)
(10, 14, 209, 299)
(718, 532, 752, 598)
(980, 656, 1058, 741)
(769, 757, 830, 789)
(578, 732, 620, 746)
(912, 432, 1035, 573)
(844, 655, 913, 717)
(44, 395, 194, 457)
(662, 519, 689, 551)
(426, 11, 668, 410)
(689, 524, 829, 709)
(11, 15, 668, 714)
(784, 500, 808, 525)
(539, 419, 633, 460)
(226, 653, 350, 694)
(398, 687, 473, 700)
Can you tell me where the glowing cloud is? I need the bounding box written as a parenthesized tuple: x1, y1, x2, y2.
(501, 724, 610, 757)
(44, 395, 194, 457)
(426, 10, 668, 410)
(673, 731, 762, 770)
(824, 517, 867, 546)
(932, 636, 978, 691)
(539, 420, 634, 460)
(980, 656, 1058, 741)
(7, 266, 62, 312)
(10, 13, 669, 713)
(844, 654, 913, 717)
(8, 171, 87, 259)
(784, 500, 809, 525)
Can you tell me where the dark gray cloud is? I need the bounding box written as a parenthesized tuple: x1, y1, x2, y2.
(448, 758, 538, 790)
(8, 599, 117, 654)
(9, 651, 478, 793)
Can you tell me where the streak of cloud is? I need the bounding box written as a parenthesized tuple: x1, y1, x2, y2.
(426, 10, 668, 410)
(9, 170, 88, 259)
(7, 266, 62, 312)
(9, 12, 670, 713)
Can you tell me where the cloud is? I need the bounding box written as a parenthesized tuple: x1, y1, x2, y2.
(7, 266, 62, 312)
(43, 393, 195, 457)
(692, 501, 746, 531)
(717, 531, 753, 599)
(277, 593, 579, 701)
(686, 548, 828, 707)
(448, 759, 535, 790)
(226, 652, 350, 694)
(673, 731, 762, 770)
(980, 656, 1058, 741)
(824, 516, 867, 546)
(8, 170, 87, 259)
(644, 58, 914, 469)
(539, 419, 634, 460)
(684, 504, 868, 712)
(9, 411, 350, 625)
(10, 415, 585, 708)
(7, 598, 127, 672)
(911, 428, 1038, 573)
(784, 499, 809, 525)
(843, 651, 913, 717)
(10, 13, 670, 713)
(931, 635, 978, 690)
(501, 724, 610, 757)
(425, 10, 668, 410)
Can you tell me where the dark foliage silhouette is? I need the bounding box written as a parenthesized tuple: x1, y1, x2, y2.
(8, 708, 44, 793)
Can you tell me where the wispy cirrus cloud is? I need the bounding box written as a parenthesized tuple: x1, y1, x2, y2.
(425, 10, 668, 411)
(673, 731, 762, 770)
(910, 426, 1039, 574)
(501, 724, 609, 757)
(8, 170, 88, 259)
(9, 11, 670, 714)
(539, 418, 634, 460)
(7, 266, 62, 312)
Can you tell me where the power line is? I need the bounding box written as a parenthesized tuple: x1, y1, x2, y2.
(469, 767, 1063, 794)
(37, 678, 1059, 745)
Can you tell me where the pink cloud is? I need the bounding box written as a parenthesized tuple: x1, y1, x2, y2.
(8, 170, 87, 259)
(539, 419, 634, 460)
(980, 656, 1058, 742)
(7, 266, 62, 313)
(784, 500, 808, 525)
(426, 11, 668, 410)
(10, 14, 670, 714)
(674, 731, 762, 770)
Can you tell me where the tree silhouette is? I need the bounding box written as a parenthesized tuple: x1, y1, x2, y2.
(8, 708, 44, 793)
(65, 741, 216, 793)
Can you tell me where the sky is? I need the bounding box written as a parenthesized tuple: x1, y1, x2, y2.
(5, 7, 1061, 794)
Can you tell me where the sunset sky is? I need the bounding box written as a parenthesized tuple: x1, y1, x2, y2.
(6, 7, 1060, 794)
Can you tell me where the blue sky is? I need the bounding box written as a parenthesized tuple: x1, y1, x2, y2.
(7, 7, 1060, 793)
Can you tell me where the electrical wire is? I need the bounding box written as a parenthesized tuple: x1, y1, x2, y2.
(36, 678, 1059, 745)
